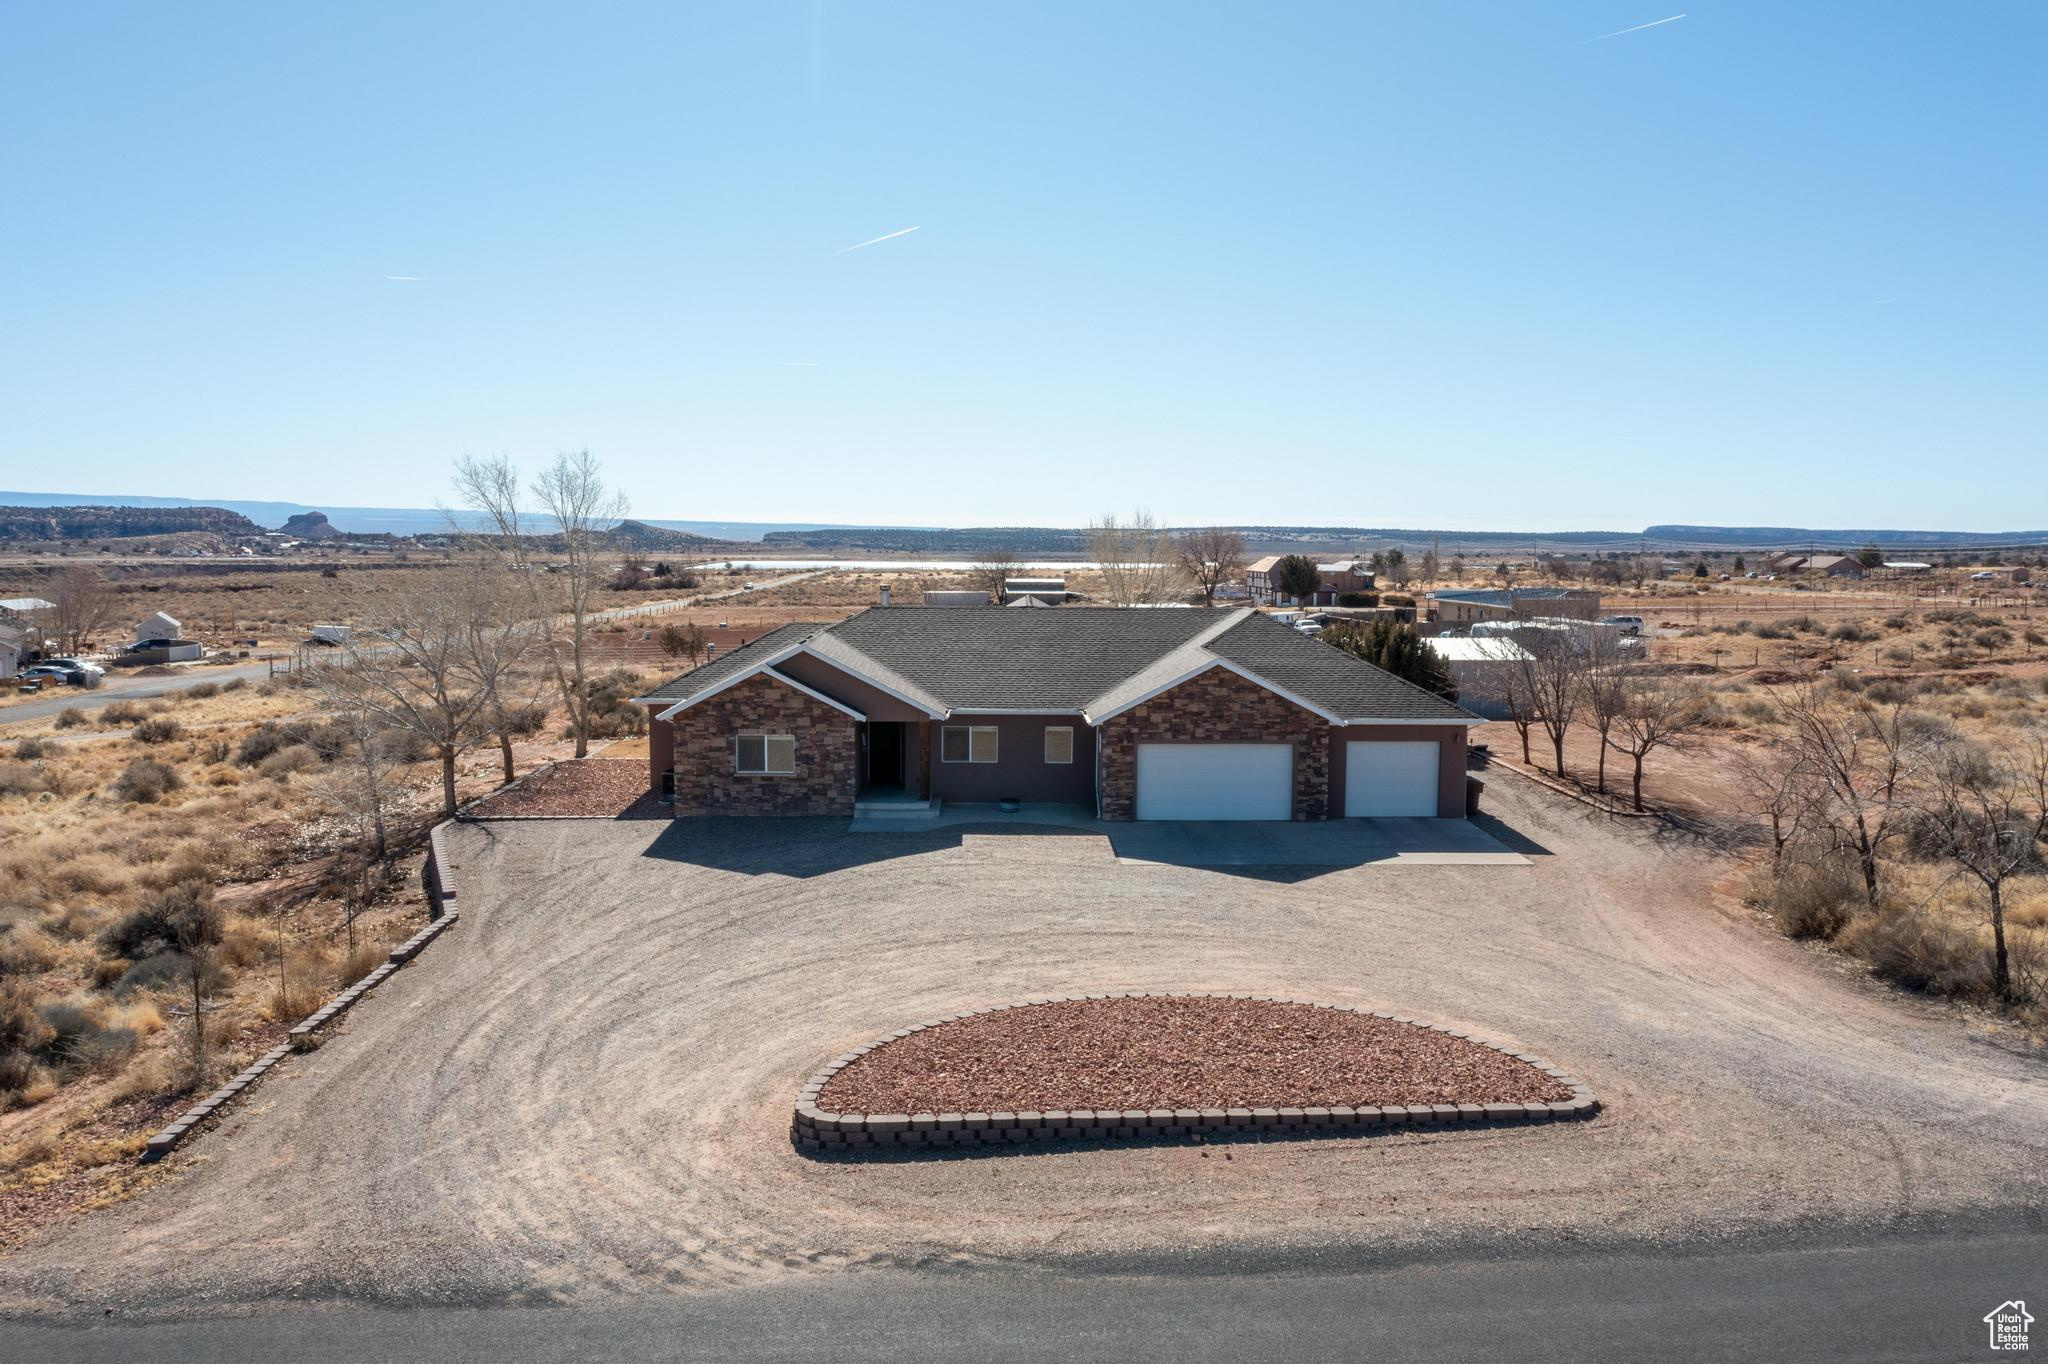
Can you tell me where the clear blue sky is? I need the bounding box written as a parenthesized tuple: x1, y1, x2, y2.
(3, 3, 2042, 531)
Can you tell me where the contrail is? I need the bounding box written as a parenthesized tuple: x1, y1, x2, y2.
(835, 226, 919, 254)
(1585, 13, 1685, 42)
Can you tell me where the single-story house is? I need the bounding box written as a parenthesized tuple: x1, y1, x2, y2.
(1001, 577, 1067, 604)
(1766, 553, 1865, 579)
(0, 597, 56, 620)
(0, 622, 24, 679)
(635, 606, 1480, 821)
(1429, 587, 1601, 624)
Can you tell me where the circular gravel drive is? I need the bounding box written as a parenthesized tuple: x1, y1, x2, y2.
(817, 996, 1573, 1115)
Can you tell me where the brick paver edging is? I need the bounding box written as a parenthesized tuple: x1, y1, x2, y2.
(791, 993, 1600, 1151)
(140, 823, 467, 1163)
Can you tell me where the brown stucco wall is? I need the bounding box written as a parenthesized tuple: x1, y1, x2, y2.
(1327, 724, 1470, 818)
(1097, 669, 1330, 822)
(928, 715, 1096, 805)
(776, 653, 927, 722)
(669, 672, 857, 816)
(647, 712, 676, 797)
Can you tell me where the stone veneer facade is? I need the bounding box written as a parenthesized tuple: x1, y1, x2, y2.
(1097, 668, 1329, 822)
(668, 673, 857, 817)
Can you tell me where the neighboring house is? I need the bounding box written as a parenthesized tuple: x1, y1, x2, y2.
(1766, 553, 1865, 578)
(1429, 587, 1601, 624)
(0, 622, 24, 679)
(1308, 561, 1375, 605)
(0, 597, 56, 620)
(1245, 555, 1283, 603)
(922, 590, 988, 607)
(1427, 636, 1532, 719)
(635, 606, 1480, 822)
(136, 610, 182, 642)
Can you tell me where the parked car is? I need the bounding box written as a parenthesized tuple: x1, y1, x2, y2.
(133, 637, 179, 649)
(23, 663, 98, 687)
(39, 656, 104, 676)
(1600, 615, 1644, 636)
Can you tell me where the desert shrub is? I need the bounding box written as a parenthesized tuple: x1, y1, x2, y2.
(1828, 621, 1874, 643)
(1382, 593, 1416, 607)
(99, 881, 214, 962)
(0, 927, 61, 978)
(202, 737, 232, 764)
(53, 708, 87, 730)
(1840, 912, 1997, 999)
(237, 718, 346, 767)
(114, 953, 191, 994)
(258, 744, 321, 780)
(0, 982, 56, 1092)
(1754, 623, 1791, 640)
(1882, 614, 1911, 630)
(99, 701, 146, 727)
(337, 940, 386, 988)
(1753, 855, 1861, 941)
(131, 716, 182, 745)
(1335, 591, 1378, 608)
(184, 681, 221, 699)
(12, 738, 47, 760)
(376, 726, 435, 763)
(1973, 627, 2012, 650)
(112, 757, 183, 804)
(222, 677, 249, 693)
(582, 669, 651, 739)
(1883, 646, 1917, 666)
(0, 762, 62, 799)
(263, 977, 326, 1024)
(2027, 630, 2046, 648)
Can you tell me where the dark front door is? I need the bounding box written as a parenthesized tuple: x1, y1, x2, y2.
(864, 721, 906, 790)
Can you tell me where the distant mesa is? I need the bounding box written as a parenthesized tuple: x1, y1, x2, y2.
(277, 511, 341, 540)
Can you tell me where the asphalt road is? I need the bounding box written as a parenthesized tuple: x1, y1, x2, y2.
(0, 657, 276, 727)
(5, 1224, 2041, 1362)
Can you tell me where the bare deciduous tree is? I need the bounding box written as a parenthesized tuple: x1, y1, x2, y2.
(1088, 510, 1186, 606)
(1177, 527, 1248, 607)
(454, 450, 628, 757)
(1523, 631, 1586, 779)
(1917, 741, 2047, 999)
(1768, 684, 1933, 905)
(968, 549, 1019, 602)
(43, 566, 117, 652)
(1729, 742, 1820, 864)
(1580, 637, 1628, 795)
(1608, 675, 1707, 812)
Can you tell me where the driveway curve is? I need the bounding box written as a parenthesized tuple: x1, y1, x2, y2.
(3, 779, 2045, 1317)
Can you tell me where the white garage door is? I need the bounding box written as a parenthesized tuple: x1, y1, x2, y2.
(1344, 740, 1441, 817)
(1135, 743, 1292, 821)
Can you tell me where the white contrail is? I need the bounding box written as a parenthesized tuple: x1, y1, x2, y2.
(835, 226, 919, 254)
(1585, 13, 1686, 42)
(384, 275, 431, 281)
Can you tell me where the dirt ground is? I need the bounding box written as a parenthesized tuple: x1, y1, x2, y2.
(2, 778, 2044, 1319)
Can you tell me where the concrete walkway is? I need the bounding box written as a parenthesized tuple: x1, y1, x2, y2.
(848, 802, 1528, 867)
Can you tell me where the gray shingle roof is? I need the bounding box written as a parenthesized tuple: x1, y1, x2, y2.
(641, 606, 1477, 724)
(635, 621, 831, 701)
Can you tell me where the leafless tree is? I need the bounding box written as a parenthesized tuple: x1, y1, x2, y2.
(968, 549, 1019, 602)
(304, 695, 396, 860)
(453, 450, 628, 758)
(1579, 640, 1629, 795)
(1768, 683, 1933, 905)
(1177, 527, 1248, 607)
(1088, 510, 1187, 606)
(1729, 742, 1821, 864)
(658, 620, 709, 667)
(1608, 675, 1708, 812)
(43, 566, 117, 651)
(1501, 649, 1540, 764)
(1523, 632, 1586, 779)
(1917, 741, 2047, 999)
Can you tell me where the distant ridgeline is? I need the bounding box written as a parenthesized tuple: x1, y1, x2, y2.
(1643, 525, 2048, 549)
(0, 504, 264, 542)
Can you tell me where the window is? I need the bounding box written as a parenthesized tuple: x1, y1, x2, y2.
(735, 734, 795, 775)
(1043, 725, 1074, 765)
(940, 724, 998, 764)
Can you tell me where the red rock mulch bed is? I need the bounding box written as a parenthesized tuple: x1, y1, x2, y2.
(463, 759, 666, 819)
(816, 996, 1573, 1115)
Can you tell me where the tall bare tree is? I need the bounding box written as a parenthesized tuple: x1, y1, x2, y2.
(1608, 675, 1707, 812)
(1769, 684, 1932, 905)
(43, 566, 117, 651)
(1178, 527, 1248, 607)
(1088, 510, 1187, 606)
(1579, 639, 1629, 795)
(454, 450, 628, 757)
(1523, 631, 1586, 779)
(1730, 742, 1820, 864)
(1917, 741, 2047, 999)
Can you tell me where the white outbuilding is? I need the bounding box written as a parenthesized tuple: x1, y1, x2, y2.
(136, 611, 182, 643)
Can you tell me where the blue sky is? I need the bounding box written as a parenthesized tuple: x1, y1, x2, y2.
(2, 3, 2042, 531)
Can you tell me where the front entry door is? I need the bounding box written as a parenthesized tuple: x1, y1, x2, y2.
(865, 721, 906, 790)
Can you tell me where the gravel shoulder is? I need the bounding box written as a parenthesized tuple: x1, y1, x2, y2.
(3, 780, 2046, 1318)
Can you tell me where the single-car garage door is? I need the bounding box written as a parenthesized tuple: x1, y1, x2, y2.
(1344, 740, 1441, 817)
(1135, 743, 1292, 821)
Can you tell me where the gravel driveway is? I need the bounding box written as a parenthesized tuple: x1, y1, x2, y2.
(4, 780, 2046, 1317)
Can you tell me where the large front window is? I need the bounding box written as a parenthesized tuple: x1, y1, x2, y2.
(941, 724, 998, 763)
(735, 734, 796, 775)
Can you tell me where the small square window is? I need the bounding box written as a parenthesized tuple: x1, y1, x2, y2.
(1044, 726, 1073, 764)
(735, 734, 795, 775)
(941, 725, 998, 763)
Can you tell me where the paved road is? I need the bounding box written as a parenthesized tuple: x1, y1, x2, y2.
(0, 658, 276, 727)
(6, 1224, 2041, 1362)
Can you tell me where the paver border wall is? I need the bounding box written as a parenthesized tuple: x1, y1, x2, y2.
(139, 822, 466, 1162)
(792, 992, 1600, 1151)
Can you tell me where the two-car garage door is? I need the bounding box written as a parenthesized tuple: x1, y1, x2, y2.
(1134, 743, 1292, 821)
